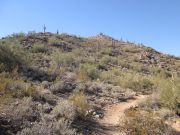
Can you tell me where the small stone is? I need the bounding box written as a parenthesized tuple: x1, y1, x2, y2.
(95, 114, 100, 118)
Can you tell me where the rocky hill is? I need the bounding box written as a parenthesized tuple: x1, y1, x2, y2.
(0, 32, 180, 135)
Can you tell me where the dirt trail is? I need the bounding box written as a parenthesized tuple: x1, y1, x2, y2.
(97, 94, 180, 135)
(98, 95, 147, 135)
(166, 118, 180, 132)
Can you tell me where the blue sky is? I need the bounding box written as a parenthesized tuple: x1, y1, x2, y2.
(0, 0, 180, 56)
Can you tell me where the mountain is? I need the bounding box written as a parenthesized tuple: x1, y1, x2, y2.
(0, 32, 179, 135)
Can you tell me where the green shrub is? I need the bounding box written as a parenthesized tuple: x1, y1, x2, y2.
(77, 63, 99, 80)
(117, 59, 131, 69)
(0, 76, 12, 94)
(100, 55, 112, 65)
(130, 62, 144, 72)
(158, 75, 180, 110)
(0, 74, 36, 99)
(52, 100, 76, 121)
(99, 68, 122, 83)
(69, 90, 89, 117)
(22, 85, 36, 97)
(152, 67, 172, 78)
(127, 79, 154, 93)
(31, 44, 48, 53)
(0, 43, 29, 71)
(52, 51, 75, 67)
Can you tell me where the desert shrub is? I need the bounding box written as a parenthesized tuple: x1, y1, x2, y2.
(71, 48, 83, 57)
(120, 108, 173, 135)
(123, 45, 141, 53)
(0, 63, 5, 72)
(17, 118, 77, 135)
(113, 72, 154, 93)
(11, 32, 26, 38)
(100, 56, 129, 68)
(152, 67, 172, 78)
(50, 80, 76, 94)
(69, 90, 89, 117)
(19, 85, 36, 97)
(127, 78, 154, 93)
(100, 55, 112, 65)
(33, 90, 57, 106)
(100, 47, 112, 55)
(130, 62, 144, 72)
(52, 100, 76, 121)
(52, 51, 75, 67)
(31, 44, 48, 53)
(5, 80, 36, 98)
(1, 97, 41, 134)
(14, 97, 40, 121)
(0, 76, 15, 105)
(0, 94, 12, 106)
(0, 75, 36, 99)
(77, 63, 99, 80)
(50, 82, 63, 93)
(48, 36, 59, 45)
(0, 76, 12, 94)
(99, 68, 122, 83)
(100, 70, 114, 82)
(157, 108, 175, 120)
(158, 75, 180, 110)
(117, 59, 131, 69)
(0, 43, 29, 71)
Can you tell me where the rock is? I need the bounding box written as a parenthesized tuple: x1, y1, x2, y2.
(93, 112, 96, 115)
(95, 115, 100, 118)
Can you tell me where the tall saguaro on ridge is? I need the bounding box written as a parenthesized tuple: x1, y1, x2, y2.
(43, 24, 46, 34)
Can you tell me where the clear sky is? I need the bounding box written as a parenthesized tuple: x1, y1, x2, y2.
(0, 0, 180, 56)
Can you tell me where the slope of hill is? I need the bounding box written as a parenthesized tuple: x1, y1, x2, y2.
(0, 32, 179, 135)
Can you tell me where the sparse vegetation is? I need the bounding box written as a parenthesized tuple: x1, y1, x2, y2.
(31, 44, 48, 53)
(120, 108, 174, 135)
(0, 32, 179, 135)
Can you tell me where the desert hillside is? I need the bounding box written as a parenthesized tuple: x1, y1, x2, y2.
(0, 32, 180, 135)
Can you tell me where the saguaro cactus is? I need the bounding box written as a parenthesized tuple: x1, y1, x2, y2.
(43, 24, 46, 33)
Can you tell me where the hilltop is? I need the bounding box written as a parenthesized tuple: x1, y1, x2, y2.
(0, 32, 180, 135)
